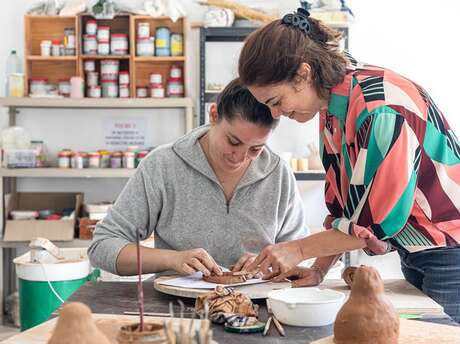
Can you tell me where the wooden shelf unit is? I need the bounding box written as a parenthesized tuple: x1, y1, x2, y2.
(24, 14, 187, 98)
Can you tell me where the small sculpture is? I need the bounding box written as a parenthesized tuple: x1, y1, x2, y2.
(341, 266, 357, 287)
(334, 266, 399, 344)
(203, 271, 254, 284)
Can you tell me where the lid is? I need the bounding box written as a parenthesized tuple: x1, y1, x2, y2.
(137, 37, 153, 42)
(124, 151, 136, 156)
(30, 77, 48, 82)
(111, 151, 123, 156)
(58, 150, 72, 156)
(98, 26, 110, 30)
(98, 39, 110, 43)
(89, 86, 101, 89)
(111, 33, 128, 38)
(87, 20, 97, 24)
(83, 34, 97, 38)
(87, 71, 99, 75)
(156, 26, 170, 30)
(171, 32, 183, 36)
(101, 80, 118, 84)
(119, 71, 129, 75)
(89, 152, 100, 157)
(98, 150, 111, 156)
(101, 59, 118, 63)
(138, 151, 149, 157)
(52, 39, 61, 44)
(168, 77, 183, 82)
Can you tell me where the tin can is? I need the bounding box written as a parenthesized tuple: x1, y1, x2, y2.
(155, 27, 170, 56)
(84, 60, 96, 72)
(97, 41, 110, 55)
(88, 86, 101, 98)
(97, 26, 110, 42)
(123, 151, 136, 169)
(137, 22, 150, 38)
(86, 72, 99, 87)
(102, 80, 118, 98)
(83, 35, 97, 55)
(86, 20, 97, 35)
(110, 151, 123, 168)
(71, 151, 85, 169)
(119, 84, 130, 98)
(88, 152, 101, 168)
(170, 33, 183, 56)
(58, 149, 72, 168)
(111, 34, 128, 55)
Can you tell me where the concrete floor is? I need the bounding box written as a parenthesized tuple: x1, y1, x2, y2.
(0, 325, 19, 341)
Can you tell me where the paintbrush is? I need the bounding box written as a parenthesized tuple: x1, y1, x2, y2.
(136, 227, 144, 331)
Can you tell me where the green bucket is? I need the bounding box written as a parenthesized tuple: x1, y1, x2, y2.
(14, 248, 94, 331)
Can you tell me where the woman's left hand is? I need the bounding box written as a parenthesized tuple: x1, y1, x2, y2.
(247, 240, 304, 279)
(272, 266, 324, 287)
(231, 253, 257, 272)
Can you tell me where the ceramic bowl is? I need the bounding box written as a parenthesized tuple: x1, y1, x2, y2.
(267, 287, 345, 327)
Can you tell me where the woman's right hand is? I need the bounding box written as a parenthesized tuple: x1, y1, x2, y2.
(272, 266, 324, 288)
(170, 248, 222, 277)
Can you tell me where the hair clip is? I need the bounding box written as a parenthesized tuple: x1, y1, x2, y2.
(282, 7, 311, 35)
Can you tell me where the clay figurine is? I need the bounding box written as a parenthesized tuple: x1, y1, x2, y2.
(334, 265, 399, 344)
(48, 302, 111, 344)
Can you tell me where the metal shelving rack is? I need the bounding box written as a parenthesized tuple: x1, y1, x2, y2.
(0, 97, 194, 319)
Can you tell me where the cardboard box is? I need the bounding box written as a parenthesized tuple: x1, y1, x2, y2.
(3, 192, 83, 242)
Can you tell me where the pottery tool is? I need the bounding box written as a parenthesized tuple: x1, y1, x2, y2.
(263, 299, 285, 336)
(136, 227, 144, 331)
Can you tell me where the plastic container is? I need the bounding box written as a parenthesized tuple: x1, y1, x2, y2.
(71, 152, 85, 169)
(14, 247, 92, 331)
(58, 79, 71, 97)
(267, 288, 345, 327)
(58, 149, 72, 168)
(84, 60, 96, 72)
(86, 20, 97, 35)
(97, 41, 110, 55)
(136, 86, 148, 98)
(119, 84, 129, 98)
(101, 59, 119, 77)
(170, 33, 183, 56)
(83, 35, 97, 55)
(167, 78, 184, 97)
(5, 50, 22, 96)
(137, 38, 154, 56)
(51, 40, 61, 56)
(111, 33, 128, 55)
(88, 86, 101, 98)
(155, 27, 170, 56)
(170, 65, 182, 79)
(29, 77, 48, 95)
(70, 77, 84, 98)
(99, 150, 111, 168)
(102, 80, 118, 98)
(97, 26, 110, 42)
(119, 71, 129, 85)
(150, 84, 164, 98)
(137, 22, 150, 38)
(40, 41, 52, 57)
(150, 73, 162, 84)
(86, 71, 99, 87)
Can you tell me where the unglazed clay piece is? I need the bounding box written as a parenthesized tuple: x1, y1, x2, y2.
(117, 323, 166, 344)
(48, 302, 111, 344)
(203, 271, 246, 284)
(333, 266, 400, 344)
(342, 266, 358, 288)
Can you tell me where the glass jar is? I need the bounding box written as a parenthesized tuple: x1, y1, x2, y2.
(88, 152, 101, 168)
(110, 151, 123, 168)
(58, 149, 72, 168)
(64, 27, 76, 49)
(123, 151, 136, 169)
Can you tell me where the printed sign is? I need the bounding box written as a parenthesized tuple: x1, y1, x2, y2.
(104, 117, 147, 149)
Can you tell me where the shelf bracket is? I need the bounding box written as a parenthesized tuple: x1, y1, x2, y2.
(8, 107, 18, 127)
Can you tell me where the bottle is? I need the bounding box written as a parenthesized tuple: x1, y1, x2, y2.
(5, 50, 22, 96)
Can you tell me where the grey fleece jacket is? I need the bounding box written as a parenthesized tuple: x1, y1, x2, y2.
(88, 125, 308, 274)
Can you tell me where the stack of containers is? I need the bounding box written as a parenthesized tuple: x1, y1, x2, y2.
(100, 60, 119, 98)
(167, 65, 184, 97)
(84, 59, 100, 98)
(97, 26, 110, 55)
(149, 73, 164, 98)
(136, 22, 154, 57)
(83, 20, 97, 55)
(119, 71, 130, 98)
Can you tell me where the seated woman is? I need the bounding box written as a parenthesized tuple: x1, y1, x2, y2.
(88, 78, 308, 277)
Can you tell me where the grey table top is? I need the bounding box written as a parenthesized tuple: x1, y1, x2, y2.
(67, 281, 458, 344)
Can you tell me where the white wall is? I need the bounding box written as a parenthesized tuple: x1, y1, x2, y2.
(0, 1, 459, 277)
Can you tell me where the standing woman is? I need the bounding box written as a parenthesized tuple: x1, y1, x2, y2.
(239, 8, 460, 322)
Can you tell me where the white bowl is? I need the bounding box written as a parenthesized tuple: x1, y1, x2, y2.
(268, 287, 345, 327)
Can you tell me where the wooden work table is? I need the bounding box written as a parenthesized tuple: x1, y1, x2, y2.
(62, 279, 458, 344)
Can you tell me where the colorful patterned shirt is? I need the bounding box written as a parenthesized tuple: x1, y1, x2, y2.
(320, 62, 460, 253)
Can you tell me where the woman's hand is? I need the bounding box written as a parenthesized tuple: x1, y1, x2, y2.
(231, 253, 257, 272)
(171, 248, 222, 277)
(247, 240, 304, 279)
(272, 266, 324, 287)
